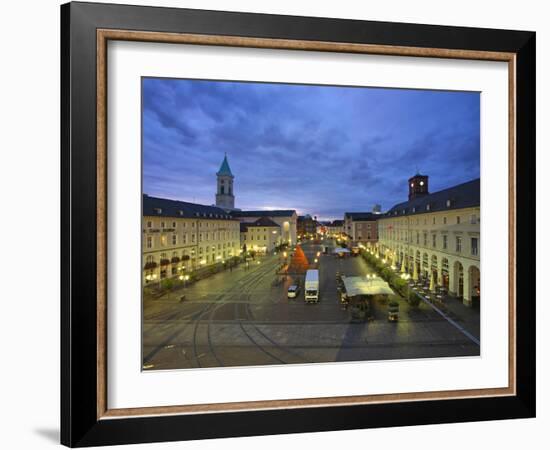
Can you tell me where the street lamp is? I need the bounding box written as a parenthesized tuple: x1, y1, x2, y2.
(149, 273, 159, 290)
(178, 274, 190, 288)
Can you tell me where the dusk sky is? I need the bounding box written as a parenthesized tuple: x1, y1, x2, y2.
(142, 78, 480, 220)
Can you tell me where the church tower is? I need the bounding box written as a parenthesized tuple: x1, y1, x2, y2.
(215, 153, 235, 210)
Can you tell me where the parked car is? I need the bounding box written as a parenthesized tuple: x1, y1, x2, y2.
(287, 285, 300, 299)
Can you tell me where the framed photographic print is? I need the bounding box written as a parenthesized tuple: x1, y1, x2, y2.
(61, 1, 536, 447)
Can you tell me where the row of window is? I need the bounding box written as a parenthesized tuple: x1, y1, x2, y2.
(383, 213, 478, 229)
(393, 201, 476, 215)
(243, 235, 270, 241)
(145, 220, 238, 229)
(385, 235, 479, 256)
(145, 232, 239, 249)
(357, 234, 372, 240)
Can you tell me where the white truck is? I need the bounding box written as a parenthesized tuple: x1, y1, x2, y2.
(305, 269, 320, 303)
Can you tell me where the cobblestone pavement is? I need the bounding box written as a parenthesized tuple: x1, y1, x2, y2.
(142, 240, 480, 370)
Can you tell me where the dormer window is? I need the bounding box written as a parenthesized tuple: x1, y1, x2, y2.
(412, 207, 416, 213)
(153, 208, 162, 214)
(426, 204, 431, 211)
(446, 199, 451, 207)
(178, 210, 184, 216)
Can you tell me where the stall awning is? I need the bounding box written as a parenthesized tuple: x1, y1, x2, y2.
(333, 247, 351, 254)
(343, 276, 395, 297)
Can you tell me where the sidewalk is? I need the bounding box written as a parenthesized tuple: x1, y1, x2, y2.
(144, 253, 280, 304)
(438, 294, 480, 341)
(409, 284, 480, 341)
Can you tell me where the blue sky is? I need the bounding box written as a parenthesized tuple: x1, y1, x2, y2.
(142, 78, 479, 220)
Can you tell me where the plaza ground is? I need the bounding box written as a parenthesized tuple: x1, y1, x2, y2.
(142, 240, 480, 370)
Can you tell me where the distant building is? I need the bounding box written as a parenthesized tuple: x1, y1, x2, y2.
(343, 212, 379, 245)
(316, 221, 330, 235)
(240, 217, 282, 253)
(297, 214, 318, 238)
(377, 175, 480, 307)
(326, 219, 344, 236)
(142, 195, 240, 284)
(232, 210, 297, 245)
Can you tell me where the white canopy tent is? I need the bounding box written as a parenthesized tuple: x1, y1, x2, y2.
(343, 276, 395, 297)
(333, 247, 351, 254)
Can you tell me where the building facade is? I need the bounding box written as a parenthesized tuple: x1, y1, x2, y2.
(377, 175, 480, 307)
(142, 195, 241, 284)
(326, 219, 344, 237)
(343, 212, 379, 245)
(240, 217, 282, 253)
(232, 210, 298, 245)
(297, 214, 318, 238)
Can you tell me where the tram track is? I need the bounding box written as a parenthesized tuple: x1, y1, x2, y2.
(191, 259, 280, 367)
(144, 257, 277, 367)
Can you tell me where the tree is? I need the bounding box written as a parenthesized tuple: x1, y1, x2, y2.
(287, 245, 309, 273)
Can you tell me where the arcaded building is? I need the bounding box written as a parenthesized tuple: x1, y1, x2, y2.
(142, 195, 241, 284)
(377, 174, 480, 307)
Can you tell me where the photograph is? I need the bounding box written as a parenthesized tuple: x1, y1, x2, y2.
(141, 78, 481, 370)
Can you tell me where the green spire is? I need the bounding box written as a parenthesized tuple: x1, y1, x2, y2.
(217, 153, 233, 176)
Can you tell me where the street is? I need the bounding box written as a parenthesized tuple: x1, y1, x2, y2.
(143, 240, 480, 370)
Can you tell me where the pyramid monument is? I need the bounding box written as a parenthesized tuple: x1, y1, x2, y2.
(286, 245, 309, 274)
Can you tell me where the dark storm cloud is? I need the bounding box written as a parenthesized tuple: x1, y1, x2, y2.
(142, 78, 480, 220)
